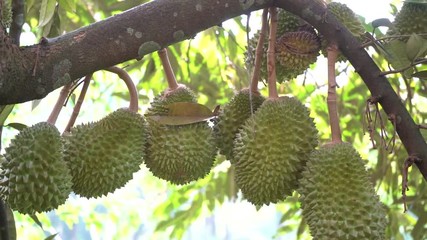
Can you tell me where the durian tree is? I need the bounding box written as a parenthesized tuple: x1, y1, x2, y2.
(1, 0, 427, 239)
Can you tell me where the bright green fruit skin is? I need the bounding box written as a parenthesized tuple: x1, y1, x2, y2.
(233, 97, 318, 206)
(64, 108, 146, 198)
(215, 89, 265, 162)
(0, 122, 72, 214)
(393, 2, 427, 37)
(299, 143, 387, 240)
(145, 86, 216, 185)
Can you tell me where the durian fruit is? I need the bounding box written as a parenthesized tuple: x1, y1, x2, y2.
(321, 2, 365, 61)
(0, 122, 72, 214)
(63, 108, 146, 198)
(392, 2, 427, 38)
(276, 31, 321, 80)
(299, 143, 387, 240)
(245, 10, 318, 83)
(145, 85, 217, 184)
(1, 0, 12, 29)
(215, 88, 265, 162)
(233, 97, 318, 206)
(277, 9, 304, 36)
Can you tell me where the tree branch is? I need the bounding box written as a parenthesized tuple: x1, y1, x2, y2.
(0, 0, 272, 104)
(274, 0, 427, 181)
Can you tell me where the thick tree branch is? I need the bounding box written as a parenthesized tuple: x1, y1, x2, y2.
(0, 0, 426, 181)
(0, 0, 272, 104)
(274, 0, 427, 181)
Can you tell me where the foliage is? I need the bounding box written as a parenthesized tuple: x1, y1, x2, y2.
(1, 0, 427, 239)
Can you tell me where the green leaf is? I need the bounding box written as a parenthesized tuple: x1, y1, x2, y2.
(58, 0, 75, 12)
(148, 102, 217, 125)
(371, 18, 392, 29)
(406, 34, 427, 62)
(412, 71, 427, 80)
(30, 214, 44, 230)
(167, 102, 214, 117)
(6, 123, 28, 131)
(44, 233, 58, 240)
(383, 39, 414, 77)
(39, 0, 57, 27)
(0, 105, 14, 126)
(32, 99, 42, 111)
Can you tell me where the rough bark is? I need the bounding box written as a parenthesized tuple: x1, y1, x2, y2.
(0, 0, 426, 181)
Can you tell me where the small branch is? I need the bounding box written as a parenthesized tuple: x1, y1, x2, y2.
(326, 44, 342, 143)
(63, 75, 92, 133)
(46, 83, 73, 125)
(419, 124, 427, 130)
(106, 66, 139, 112)
(267, 7, 278, 99)
(250, 9, 268, 92)
(10, 0, 25, 45)
(380, 58, 427, 76)
(402, 155, 421, 212)
(158, 48, 179, 91)
(361, 33, 427, 48)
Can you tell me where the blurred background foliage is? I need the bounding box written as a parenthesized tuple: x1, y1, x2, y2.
(1, 0, 427, 239)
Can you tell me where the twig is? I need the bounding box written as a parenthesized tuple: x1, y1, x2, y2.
(361, 33, 427, 48)
(46, 83, 73, 125)
(63, 75, 92, 133)
(158, 48, 179, 90)
(267, 7, 278, 99)
(326, 44, 342, 143)
(250, 9, 268, 93)
(402, 155, 421, 212)
(10, 0, 25, 45)
(380, 58, 427, 76)
(419, 124, 427, 130)
(106, 66, 139, 113)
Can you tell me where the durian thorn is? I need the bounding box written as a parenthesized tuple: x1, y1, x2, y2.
(106, 66, 139, 113)
(47, 82, 73, 125)
(64, 74, 92, 133)
(326, 43, 342, 143)
(250, 8, 268, 92)
(158, 48, 179, 91)
(267, 7, 278, 99)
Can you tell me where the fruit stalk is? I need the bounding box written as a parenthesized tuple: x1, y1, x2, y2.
(267, 7, 278, 99)
(64, 74, 92, 133)
(47, 82, 73, 125)
(250, 9, 268, 92)
(327, 44, 342, 143)
(158, 48, 179, 91)
(106, 66, 139, 112)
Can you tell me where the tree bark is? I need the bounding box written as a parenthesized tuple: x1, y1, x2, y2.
(0, 0, 426, 181)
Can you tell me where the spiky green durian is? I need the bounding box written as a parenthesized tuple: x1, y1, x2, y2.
(145, 85, 197, 116)
(299, 143, 387, 240)
(0, 122, 72, 214)
(1, 0, 12, 29)
(277, 9, 303, 35)
(276, 31, 321, 79)
(392, 2, 427, 38)
(321, 2, 365, 61)
(215, 88, 265, 162)
(233, 97, 318, 206)
(246, 30, 320, 83)
(145, 86, 217, 184)
(63, 108, 146, 198)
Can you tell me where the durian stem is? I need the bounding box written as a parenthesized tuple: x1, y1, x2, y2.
(267, 7, 278, 99)
(250, 9, 268, 93)
(327, 44, 342, 143)
(47, 82, 73, 125)
(64, 74, 92, 133)
(106, 66, 139, 113)
(158, 48, 179, 91)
